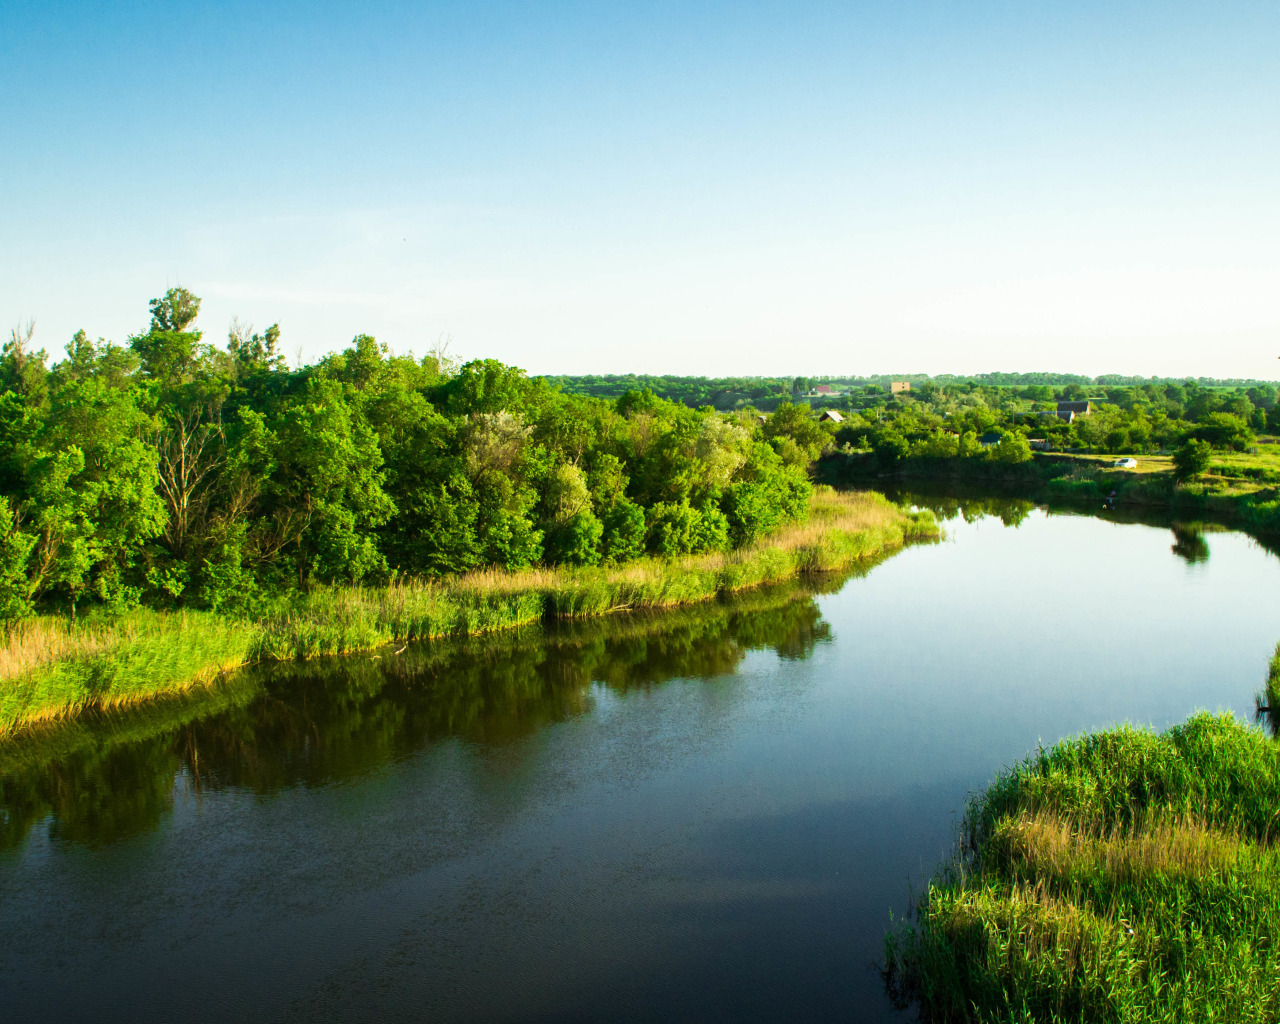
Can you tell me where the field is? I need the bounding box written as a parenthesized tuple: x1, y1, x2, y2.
(1050, 436, 1280, 487)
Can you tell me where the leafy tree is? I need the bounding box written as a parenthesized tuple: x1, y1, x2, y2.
(763, 402, 828, 460)
(875, 432, 909, 468)
(722, 443, 810, 545)
(1173, 438, 1213, 480)
(601, 501, 646, 564)
(646, 502, 726, 556)
(545, 510, 603, 566)
(0, 499, 35, 628)
(989, 431, 1032, 465)
(1190, 413, 1254, 452)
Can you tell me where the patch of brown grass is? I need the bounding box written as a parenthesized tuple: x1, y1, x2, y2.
(0, 617, 131, 682)
(995, 810, 1241, 883)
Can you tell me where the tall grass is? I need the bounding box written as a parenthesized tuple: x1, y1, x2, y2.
(249, 580, 546, 661)
(0, 611, 256, 735)
(886, 711, 1280, 1022)
(0, 488, 935, 736)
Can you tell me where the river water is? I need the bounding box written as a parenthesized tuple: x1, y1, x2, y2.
(2, 499, 1278, 1022)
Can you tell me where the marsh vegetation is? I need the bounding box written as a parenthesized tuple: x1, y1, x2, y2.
(885, 711, 1280, 1023)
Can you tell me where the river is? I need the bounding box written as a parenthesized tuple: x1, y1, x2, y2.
(2, 498, 1277, 1022)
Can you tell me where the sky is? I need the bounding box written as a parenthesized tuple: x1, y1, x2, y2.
(3, 0, 1279, 379)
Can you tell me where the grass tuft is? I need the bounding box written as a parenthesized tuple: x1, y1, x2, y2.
(886, 711, 1280, 1023)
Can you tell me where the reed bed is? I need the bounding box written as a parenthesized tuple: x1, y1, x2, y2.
(0, 489, 935, 736)
(248, 582, 547, 660)
(1265, 641, 1280, 709)
(885, 712, 1280, 1022)
(0, 611, 256, 736)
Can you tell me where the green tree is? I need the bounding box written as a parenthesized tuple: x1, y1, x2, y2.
(763, 402, 827, 460)
(874, 431, 909, 469)
(600, 501, 646, 564)
(990, 431, 1032, 465)
(0, 499, 35, 628)
(1173, 438, 1212, 480)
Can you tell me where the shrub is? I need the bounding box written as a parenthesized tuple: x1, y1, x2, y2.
(1174, 438, 1213, 480)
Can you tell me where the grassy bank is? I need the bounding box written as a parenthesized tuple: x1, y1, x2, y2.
(0, 578, 845, 849)
(822, 449, 1280, 538)
(885, 712, 1280, 1022)
(0, 489, 936, 737)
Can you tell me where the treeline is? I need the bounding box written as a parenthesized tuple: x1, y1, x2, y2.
(542, 374, 799, 410)
(547, 372, 1280, 411)
(0, 289, 827, 624)
(825, 379, 1278, 463)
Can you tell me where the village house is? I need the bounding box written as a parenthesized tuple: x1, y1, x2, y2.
(818, 410, 844, 424)
(888, 381, 911, 394)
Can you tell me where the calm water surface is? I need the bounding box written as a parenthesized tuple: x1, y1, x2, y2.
(2, 501, 1278, 1022)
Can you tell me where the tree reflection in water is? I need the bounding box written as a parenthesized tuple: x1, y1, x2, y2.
(0, 579, 850, 851)
(1171, 523, 1212, 565)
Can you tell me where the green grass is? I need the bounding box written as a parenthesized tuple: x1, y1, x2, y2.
(1260, 641, 1280, 722)
(0, 489, 937, 737)
(0, 611, 257, 736)
(885, 711, 1280, 1022)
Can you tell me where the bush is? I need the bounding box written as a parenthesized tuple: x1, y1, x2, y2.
(989, 430, 1032, 465)
(1174, 438, 1213, 480)
(600, 500, 646, 564)
(645, 501, 728, 556)
(544, 509, 604, 566)
(875, 432, 909, 468)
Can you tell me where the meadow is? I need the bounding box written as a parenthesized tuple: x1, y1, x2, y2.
(0, 489, 936, 737)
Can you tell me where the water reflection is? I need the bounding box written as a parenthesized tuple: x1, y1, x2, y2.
(1254, 652, 1280, 738)
(886, 483, 1280, 565)
(1171, 523, 1213, 565)
(0, 582, 839, 851)
(909, 493, 1035, 528)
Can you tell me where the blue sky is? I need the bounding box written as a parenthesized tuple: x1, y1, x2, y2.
(3, 1, 1278, 377)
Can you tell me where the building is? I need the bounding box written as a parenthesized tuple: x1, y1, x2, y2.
(818, 410, 844, 424)
(1019, 408, 1077, 423)
(814, 384, 833, 395)
(888, 381, 911, 394)
(1057, 400, 1092, 417)
(978, 432, 1002, 447)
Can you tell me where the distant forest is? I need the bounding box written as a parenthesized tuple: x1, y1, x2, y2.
(545, 373, 1280, 411)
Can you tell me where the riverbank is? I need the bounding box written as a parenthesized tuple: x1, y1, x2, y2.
(821, 449, 1280, 538)
(0, 577, 846, 847)
(885, 711, 1280, 1022)
(0, 488, 936, 737)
